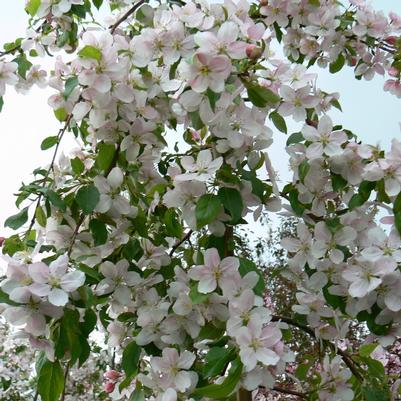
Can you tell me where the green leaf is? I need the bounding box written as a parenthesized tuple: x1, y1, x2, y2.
(206, 89, 219, 112)
(331, 173, 347, 192)
(394, 211, 401, 237)
(363, 388, 390, 401)
(37, 360, 65, 401)
(89, 219, 108, 246)
(349, 194, 365, 210)
(246, 84, 280, 108)
(40, 136, 58, 150)
(25, 0, 41, 16)
(71, 157, 85, 175)
(96, 142, 116, 172)
(239, 258, 265, 296)
(286, 132, 304, 146)
(121, 341, 141, 389)
(360, 343, 378, 357)
(92, 0, 103, 9)
(218, 187, 243, 224)
(163, 209, 183, 238)
(203, 347, 236, 378)
(14, 55, 33, 79)
(308, 0, 320, 6)
(4, 207, 29, 230)
(35, 205, 47, 227)
(329, 53, 345, 74)
(46, 190, 66, 212)
(195, 194, 221, 229)
(0, 97, 3, 113)
(269, 111, 287, 133)
(289, 189, 305, 216)
(64, 76, 79, 100)
(0, 288, 19, 306)
(78, 45, 102, 62)
(54, 107, 68, 122)
(189, 111, 205, 130)
(295, 363, 310, 380)
(298, 160, 310, 183)
(2, 235, 25, 256)
(55, 309, 82, 366)
(70, 4, 88, 18)
(193, 358, 243, 399)
(190, 284, 210, 304)
(75, 185, 100, 214)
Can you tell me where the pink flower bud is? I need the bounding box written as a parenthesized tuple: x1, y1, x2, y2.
(259, 0, 268, 6)
(0, 237, 5, 246)
(103, 381, 115, 393)
(349, 56, 358, 67)
(191, 130, 201, 141)
(104, 370, 121, 381)
(389, 67, 400, 77)
(246, 44, 262, 60)
(384, 36, 398, 46)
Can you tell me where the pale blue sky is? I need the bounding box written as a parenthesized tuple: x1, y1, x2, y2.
(0, 1, 400, 233)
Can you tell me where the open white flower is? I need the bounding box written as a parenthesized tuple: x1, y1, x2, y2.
(28, 254, 85, 306)
(174, 150, 222, 182)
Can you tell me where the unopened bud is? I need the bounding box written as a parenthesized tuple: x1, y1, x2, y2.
(349, 56, 358, 67)
(246, 44, 262, 60)
(103, 381, 115, 393)
(259, 0, 268, 6)
(389, 66, 400, 77)
(0, 237, 5, 246)
(104, 370, 121, 381)
(384, 36, 398, 47)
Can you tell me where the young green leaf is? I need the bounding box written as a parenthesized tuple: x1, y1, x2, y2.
(25, 0, 41, 16)
(78, 45, 102, 62)
(40, 136, 58, 150)
(64, 76, 79, 100)
(269, 111, 287, 133)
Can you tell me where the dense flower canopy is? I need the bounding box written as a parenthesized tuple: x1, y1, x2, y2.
(1, 0, 401, 400)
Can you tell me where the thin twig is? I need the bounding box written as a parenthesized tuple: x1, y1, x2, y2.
(67, 213, 86, 257)
(271, 315, 363, 382)
(27, 114, 73, 234)
(109, 0, 147, 33)
(169, 230, 193, 256)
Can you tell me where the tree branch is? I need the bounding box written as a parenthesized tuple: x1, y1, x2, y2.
(169, 230, 193, 256)
(271, 315, 363, 382)
(27, 113, 73, 234)
(109, 0, 147, 33)
(272, 385, 307, 398)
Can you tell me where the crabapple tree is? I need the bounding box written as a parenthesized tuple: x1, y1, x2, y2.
(1, 0, 401, 400)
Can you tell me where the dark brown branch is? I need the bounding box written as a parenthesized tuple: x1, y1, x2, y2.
(271, 315, 363, 382)
(109, 0, 147, 33)
(272, 386, 307, 398)
(169, 230, 193, 256)
(67, 213, 86, 257)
